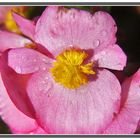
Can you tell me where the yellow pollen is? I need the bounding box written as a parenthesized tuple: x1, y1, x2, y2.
(25, 43, 37, 49)
(51, 49, 95, 89)
(4, 7, 28, 34)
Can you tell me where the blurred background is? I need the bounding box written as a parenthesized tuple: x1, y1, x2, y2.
(0, 6, 140, 134)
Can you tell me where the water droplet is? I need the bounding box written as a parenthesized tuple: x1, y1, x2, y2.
(42, 58, 45, 61)
(15, 66, 22, 73)
(45, 76, 49, 80)
(101, 30, 107, 37)
(101, 51, 106, 56)
(33, 59, 37, 62)
(93, 40, 100, 47)
(21, 56, 25, 60)
(43, 83, 52, 94)
(42, 58, 48, 63)
(42, 80, 46, 84)
(39, 82, 52, 94)
(42, 67, 46, 71)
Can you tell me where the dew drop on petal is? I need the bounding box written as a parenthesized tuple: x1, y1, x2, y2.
(45, 82, 52, 91)
(93, 40, 100, 47)
(39, 79, 52, 95)
(33, 59, 37, 62)
(45, 76, 49, 80)
(21, 56, 25, 60)
(42, 58, 46, 62)
(15, 66, 22, 73)
(42, 58, 48, 63)
(42, 67, 46, 71)
(101, 51, 106, 56)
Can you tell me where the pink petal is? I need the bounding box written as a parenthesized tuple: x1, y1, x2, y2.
(12, 126, 47, 134)
(12, 12, 35, 40)
(104, 68, 140, 134)
(0, 52, 35, 118)
(28, 127, 47, 134)
(0, 31, 31, 52)
(35, 6, 117, 56)
(27, 69, 121, 134)
(8, 48, 52, 74)
(92, 44, 127, 70)
(0, 52, 47, 134)
(0, 71, 38, 133)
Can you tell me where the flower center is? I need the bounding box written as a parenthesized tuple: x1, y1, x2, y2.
(4, 7, 28, 34)
(51, 48, 95, 89)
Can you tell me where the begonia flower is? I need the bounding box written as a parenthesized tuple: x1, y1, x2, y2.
(1, 6, 140, 134)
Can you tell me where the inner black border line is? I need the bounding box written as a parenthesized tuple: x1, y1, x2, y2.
(0, 2, 140, 138)
(0, 2, 140, 5)
(0, 134, 140, 138)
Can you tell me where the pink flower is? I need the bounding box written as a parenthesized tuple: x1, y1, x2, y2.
(1, 6, 140, 134)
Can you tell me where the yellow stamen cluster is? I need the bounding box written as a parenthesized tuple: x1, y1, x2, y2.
(4, 7, 28, 34)
(51, 49, 95, 89)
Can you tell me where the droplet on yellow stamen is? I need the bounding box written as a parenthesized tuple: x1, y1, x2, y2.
(51, 49, 95, 89)
(4, 7, 28, 34)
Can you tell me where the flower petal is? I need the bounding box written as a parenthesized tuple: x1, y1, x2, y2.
(0, 52, 46, 133)
(0, 31, 31, 52)
(92, 44, 127, 70)
(35, 6, 117, 56)
(27, 69, 121, 134)
(11, 126, 47, 134)
(28, 127, 47, 134)
(0, 52, 35, 119)
(8, 48, 52, 74)
(104, 68, 140, 134)
(12, 12, 35, 40)
(0, 71, 38, 133)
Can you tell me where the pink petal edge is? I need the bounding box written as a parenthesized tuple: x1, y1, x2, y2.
(0, 72, 38, 133)
(8, 48, 52, 74)
(92, 44, 127, 70)
(12, 12, 35, 40)
(0, 30, 31, 52)
(35, 6, 117, 56)
(104, 68, 140, 134)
